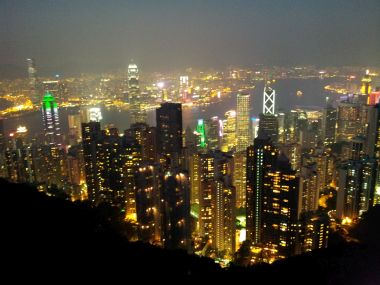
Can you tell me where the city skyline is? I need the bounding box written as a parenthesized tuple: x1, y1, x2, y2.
(1, 0, 380, 76)
(1, 1, 380, 282)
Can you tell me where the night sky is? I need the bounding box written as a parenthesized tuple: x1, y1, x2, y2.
(1, 0, 379, 75)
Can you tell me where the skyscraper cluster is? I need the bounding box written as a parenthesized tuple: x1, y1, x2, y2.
(1, 65, 380, 265)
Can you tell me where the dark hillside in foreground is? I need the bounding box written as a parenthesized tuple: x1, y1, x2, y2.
(0, 178, 379, 284)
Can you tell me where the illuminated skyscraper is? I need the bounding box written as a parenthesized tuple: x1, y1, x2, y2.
(234, 152, 246, 208)
(82, 124, 128, 208)
(258, 113, 278, 143)
(156, 103, 183, 167)
(161, 170, 191, 252)
(263, 83, 276, 115)
(41, 91, 62, 146)
(26, 58, 38, 105)
(126, 123, 157, 163)
(337, 159, 376, 219)
(221, 110, 236, 152)
(246, 135, 277, 244)
(261, 154, 299, 258)
(361, 69, 372, 96)
(81, 122, 102, 205)
(323, 103, 337, 145)
(195, 119, 207, 150)
(189, 153, 201, 204)
(123, 135, 142, 220)
(205, 116, 220, 150)
(135, 164, 162, 243)
(68, 113, 82, 145)
(179, 76, 189, 102)
(212, 179, 236, 256)
(336, 101, 362, 142)
(236, 93, 250, 152)
(299, 165, 319, 214)
(128, 62, 146, 124)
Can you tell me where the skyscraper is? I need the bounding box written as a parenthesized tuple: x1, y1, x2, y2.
(212, 179, 236, 257)
(261, 154, 299, 258)
(236, 93, 250, 152)
(205, 116, 220, 150)
(81, 121, 102, 205)
(246, 135, 277, 244)
(68, 112, 82, 145)
(323, 103, 337, 145)
(258, 113, 278, 143)
(263, 84, 276, 115)
(26, 58, 38, 105)
(128, 62, 146, 124)
(361, 69, 372, 96)
(179, 76, 189, 102)
(337, 159, 376, 219)
(41, 91, 62, 146)
(156, 103, 183, 167)
(221, 110, 236, 152)
(161, 170, 191, 252)
(135, 164, 162, 243)
(195, 119, 207, 150)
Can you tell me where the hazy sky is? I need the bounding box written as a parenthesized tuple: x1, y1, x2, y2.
(1, 0, 379, 75)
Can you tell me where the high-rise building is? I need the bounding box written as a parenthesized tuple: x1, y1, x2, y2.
(299, 212, 329, 253)
(361, 69, 372, 96)
(179, 76, 189, 102)
(299, 165, 319, 214)
(82, 124, 128, 208)
(199, 153, 215, 239)
(212, 179, 236, 257)
(194, 119, 207, 150)
(126, 123, 157, 163)
(236, 93, 251, 152)
(26, 58, 38, 105)
(221, 110, 236, 152)
(68, 113, 82, 145)
(263, 83, 276, 115)
(189, 153, 201, 204)
(135, 164, 162, 243)
(234, 152, 246, 208)
(337, 158, 377, 219)
(161, 170, 191, 252)
(123, 135, 142, 220)
(323, 103, 337, 145)
(247, 136, 299, 258)
(261, 154, 299, 258)
(258, 113, 278, 143)
(128, 62, 146, 124)
(336, 101, 362, 142)
(41, 91, 62, 146)
(156, 103, 183, 167)
(205, 116, 221, 150)
(81, 122, 102, 205)
(246, 135, 277, 244)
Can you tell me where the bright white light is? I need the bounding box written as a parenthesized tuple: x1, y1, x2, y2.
(157, 82, 165, 89)
(88, 107, 102, 122)
(16, 126, 27, 133)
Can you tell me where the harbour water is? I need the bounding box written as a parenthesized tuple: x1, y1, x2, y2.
(3, 78, 341, 137)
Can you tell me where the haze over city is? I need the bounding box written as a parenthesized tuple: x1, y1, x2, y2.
(1, 0, 380, 76)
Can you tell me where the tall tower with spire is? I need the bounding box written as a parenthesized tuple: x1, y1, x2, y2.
(128, 61, 146, 125)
